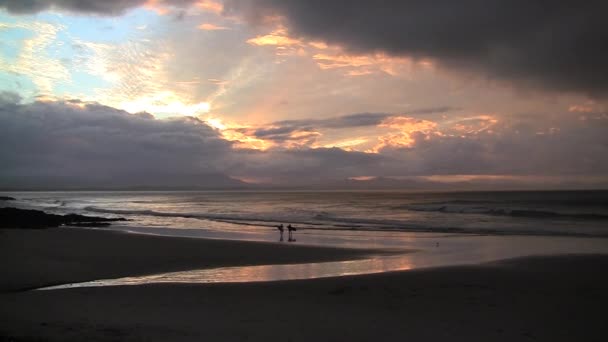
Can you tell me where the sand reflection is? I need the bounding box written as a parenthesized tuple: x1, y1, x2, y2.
(39, 256, 415, 290)
(37, 234, 608, 291)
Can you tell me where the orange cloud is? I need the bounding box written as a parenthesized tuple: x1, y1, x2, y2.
(313, 53, 377, 69)
(144, 1, 223, 16)
(313, 52, 425, 76)
(450, 114, 498, 134)
(195, 0, 223, 14)
(323, 138, 369, 151)
(378, 117, 438, 131)
(143, 0, 170, 15)
(568, 105, 594, 113)
(198, 23, 229, 31)
(372, 117, 438, 151)
(247, 32, 302, 47)
(308, 41, 328, 49)
(201, 117, 275, 150)
(246, 25, 432, 76)
(246, 27, 306, 61)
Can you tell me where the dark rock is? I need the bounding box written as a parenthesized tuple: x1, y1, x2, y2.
(0, 207, 127, 229)
(0, 196, 16, 201)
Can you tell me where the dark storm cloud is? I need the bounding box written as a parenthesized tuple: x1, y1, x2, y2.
(0, 0, 144, 15)
(225, 0, 608, 96)
(0, 93, 237, 189)
(0, 0, 197, 15)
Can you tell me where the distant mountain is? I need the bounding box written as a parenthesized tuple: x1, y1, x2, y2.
(0, 173, 248, 191)
(2, 173, 604, 191)
(250, 176, 607, 191)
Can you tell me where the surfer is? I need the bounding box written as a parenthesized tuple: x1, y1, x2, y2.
(277, 224, 284, 241)
(287, 224, 297, 242)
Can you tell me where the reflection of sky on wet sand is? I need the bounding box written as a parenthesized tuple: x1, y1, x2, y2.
(39, 234, 608, 291)
(40, 257, 415, 290)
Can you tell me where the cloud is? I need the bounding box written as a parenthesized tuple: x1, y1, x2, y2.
(224, 0, 608, 97)
(378, 115, 608, 177)
(0, 0, 149, 15)
(0, 21, 70, 95)
(0, 0, 227, 16)
(1, 93, 607, 188)
(226, 108, 455, 150)
(0, 93, 234, 188)
(198, 23, 229, 31)
(228, 147, 388, 184)
(251, 107, 454, 137)
(247, 27, 301, 47)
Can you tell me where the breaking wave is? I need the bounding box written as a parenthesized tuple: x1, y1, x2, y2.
(398, 203, 608, 220)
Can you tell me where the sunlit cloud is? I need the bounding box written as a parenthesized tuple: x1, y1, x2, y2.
(121, 91, 210, 117)
(372, 117, 439, 151)
(70, 37, 210, 118)
(313, 52, 431, 76)
(198, 23, 229, 30)
(308, 41, 328, 50)
(195, 0, 224, 14)
(449, 115, 498, 134)
(200, 117, 275, 150)
(0, 21, 69, 95)
(143, 0, 171, 15)
(323, 138, 369, 151)
(378, 116, 438, 131)
(246, 24, 431, 77)
(247, 27, 302, 47)
(569, 104, 595, 113)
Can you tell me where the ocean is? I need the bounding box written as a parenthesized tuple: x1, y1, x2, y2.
(3, 190, 608, 238)
(5, 190, 608, 285)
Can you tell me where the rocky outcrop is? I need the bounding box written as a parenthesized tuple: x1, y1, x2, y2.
(0, 207, 127, 229)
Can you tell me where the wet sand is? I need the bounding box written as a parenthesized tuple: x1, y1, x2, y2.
(0, 228, 383, 292)
(1, 228, 607, 341)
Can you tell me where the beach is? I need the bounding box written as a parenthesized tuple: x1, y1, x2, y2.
(0, 228, 382, 292)
(1, 227, 608, 341)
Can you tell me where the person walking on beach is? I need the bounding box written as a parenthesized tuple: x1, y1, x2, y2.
(287, 224, 296, 242)
(277, 224, 284, 241)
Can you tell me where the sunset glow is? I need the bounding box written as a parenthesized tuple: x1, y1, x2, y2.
(0, 0, 606, 189)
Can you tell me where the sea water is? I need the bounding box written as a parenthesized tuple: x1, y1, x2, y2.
(5, 190, 608, 288)
(3, 190, 608, 239)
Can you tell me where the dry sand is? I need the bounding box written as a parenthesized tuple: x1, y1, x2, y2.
(1, 228, 607, 341)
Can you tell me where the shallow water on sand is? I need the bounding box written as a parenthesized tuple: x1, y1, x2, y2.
(38, 233, 608, 290)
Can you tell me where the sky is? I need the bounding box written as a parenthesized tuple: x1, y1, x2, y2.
(1, 0, 607, 189)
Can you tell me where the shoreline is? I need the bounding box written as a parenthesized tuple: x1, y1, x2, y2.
(2, 227, 608, 341)
(4, 226, 608, 292)
(0, 227, 389, 292)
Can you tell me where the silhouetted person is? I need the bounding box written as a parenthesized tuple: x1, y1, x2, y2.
(277, 224, 284, 241)
(287, 224, 296, 242)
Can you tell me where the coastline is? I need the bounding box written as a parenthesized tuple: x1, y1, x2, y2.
(0, 227, 386, 292)
(2, 226, 608, 341)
